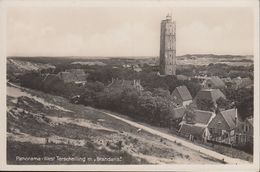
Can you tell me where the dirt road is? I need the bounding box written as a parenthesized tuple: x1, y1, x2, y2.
(99, 110, 249, 164)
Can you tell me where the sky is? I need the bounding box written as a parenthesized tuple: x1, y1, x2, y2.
(6, 3, 255, 57)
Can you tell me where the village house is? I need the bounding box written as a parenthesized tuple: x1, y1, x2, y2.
(132, 64, 142, 72)
(203, 76, 226, 89)
(232, 77, 253, 90)
(221, 77, 233, 88)
(176, 74, 190, 81)
(168, 106, 186, 130)
(56, 69, 87, 84)
(177, 106, 254, 149)
(171, 86, 193, 106)
(178, 110, 215, 142)
(122, 64, 131, 68)
(235, 117, 253, 147)
(208, 108, 238, 145)
(192, 74, 210, 85)
(107, 78, 144, 92)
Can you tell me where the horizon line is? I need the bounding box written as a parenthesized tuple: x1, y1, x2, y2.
(7, 53, 254, 58)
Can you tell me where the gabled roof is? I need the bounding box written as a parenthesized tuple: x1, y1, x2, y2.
(172, 106, 186, 119)
(179, 124, 205, 137)
(220, 109, 237, 130)
(207, 76, 225, 88)
(173, 86, 192, 101)
(194, 110, 214, 125)
(194, 89, 226, 103)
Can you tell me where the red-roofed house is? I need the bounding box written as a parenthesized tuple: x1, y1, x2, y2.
(171, 86, 192, 106)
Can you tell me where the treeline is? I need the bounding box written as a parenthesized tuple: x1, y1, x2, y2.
(223, 87, 254, 119)
(19, 72, 178, 127)
(78, 85, 176, 127)
(17, 65, 202, 128)
(18, 62, 253, 123)
(177, 63, 253, 79)
(84, 66, 201, 97)
(19, 72, 85, 98)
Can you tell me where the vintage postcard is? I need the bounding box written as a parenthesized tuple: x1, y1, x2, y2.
(0, 0, 259, 171)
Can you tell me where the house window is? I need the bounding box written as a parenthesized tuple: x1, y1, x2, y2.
(218, 129, 222, 135)
(235, 134, 239, 144)
(244, 135, 246, 143)
(230, 130, 235, 136)
(245, 125, 249, 132)
(223, 132, 228, 139)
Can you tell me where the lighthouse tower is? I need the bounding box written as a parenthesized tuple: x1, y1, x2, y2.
(159, 14, 176, 75)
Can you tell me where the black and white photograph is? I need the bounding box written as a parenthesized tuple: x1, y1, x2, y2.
(0, 0, 259, 171)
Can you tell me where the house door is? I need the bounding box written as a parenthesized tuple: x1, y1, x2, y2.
(189, 135, 194, 141)
(235, 134, 239, 144)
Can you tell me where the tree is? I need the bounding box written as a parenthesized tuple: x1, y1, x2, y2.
(155, 96, 173, 126)
(153, 88, 171, 99)
(19, 72, 43, 90)
(196, 98, 215, 112)
(42, 75, 66, 96)
(85, 81, 105, 92)
(79, 82, 105, 107)
(183, 79, 201, 98)
(224, 87, 253, 119)
(136, 91, 157, 122)
(184, 105, 196, 124)
(216, 97, 234, 110)
(120, 87, 140, 115)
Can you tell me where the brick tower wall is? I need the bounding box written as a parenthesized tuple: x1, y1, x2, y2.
(159, 17, 176, 75)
